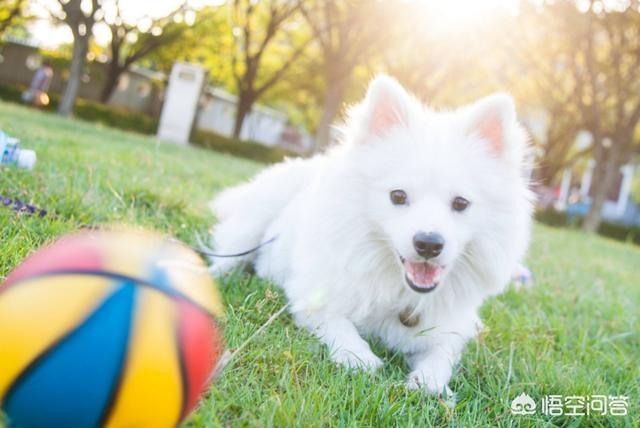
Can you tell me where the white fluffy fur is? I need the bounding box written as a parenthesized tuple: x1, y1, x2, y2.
(209, 75, 533, 394)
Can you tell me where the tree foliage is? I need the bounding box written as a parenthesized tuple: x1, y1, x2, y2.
(516, 0, 640, 231)
(0, 0, 25, 36)
(300, 0, 388, 149)
(98, 0, 193, 102)
(228, 0, 311, 138)
(140, 7, 231, 84)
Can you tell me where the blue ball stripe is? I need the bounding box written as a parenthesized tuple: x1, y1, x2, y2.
(4, 283, 136, 428)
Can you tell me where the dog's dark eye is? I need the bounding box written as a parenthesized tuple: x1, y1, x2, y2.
(451, 196, 470, 212)
(390, 190, 408, 205)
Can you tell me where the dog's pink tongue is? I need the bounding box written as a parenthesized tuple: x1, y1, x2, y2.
(405, 261, 442, 287)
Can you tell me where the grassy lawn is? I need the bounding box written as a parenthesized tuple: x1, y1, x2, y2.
(1, 101, 638, 427)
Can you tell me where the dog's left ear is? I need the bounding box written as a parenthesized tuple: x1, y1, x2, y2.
(361, 75, 411, 137)
(467, 93, 517, 156)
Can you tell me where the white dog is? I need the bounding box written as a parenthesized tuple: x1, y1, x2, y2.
(209, 75, 533, 394)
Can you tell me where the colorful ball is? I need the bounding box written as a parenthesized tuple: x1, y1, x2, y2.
(0, 227, 224, 428)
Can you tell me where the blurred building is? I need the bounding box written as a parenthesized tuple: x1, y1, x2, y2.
(0, 39, 311, 152)
(520, 108, 639, 226)
(556, 162, 639, 226)
(197, 87, 286, 146)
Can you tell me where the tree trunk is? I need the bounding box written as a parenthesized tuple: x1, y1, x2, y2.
(99, 61, 123, 103)
(314, 75, 348, 151)
(58, 34, 89, 116)
(232, 94, 253, 139)
(582, 154, 621, 233)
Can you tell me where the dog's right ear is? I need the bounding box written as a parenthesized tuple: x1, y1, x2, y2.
(360, 75, 411, 138)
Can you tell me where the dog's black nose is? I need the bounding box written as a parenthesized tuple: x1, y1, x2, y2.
(413, 232, 444, 259)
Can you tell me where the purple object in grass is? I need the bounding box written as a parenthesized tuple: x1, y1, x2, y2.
(0, 195, 47, 217)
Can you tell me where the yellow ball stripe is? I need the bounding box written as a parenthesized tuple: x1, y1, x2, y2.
(99, 227, 224, 318)
(0, 277, 115, 400)
(156, 242, 224, 318)
(104, 288, 183, 428)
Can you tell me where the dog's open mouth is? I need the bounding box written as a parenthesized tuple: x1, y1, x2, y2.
(399, 256, 443, 293)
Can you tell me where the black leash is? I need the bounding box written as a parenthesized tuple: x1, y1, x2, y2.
(195, 236, 277, 258)
(2, 191, 276, 259)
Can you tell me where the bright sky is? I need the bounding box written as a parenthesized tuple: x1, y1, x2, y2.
(26, 0, 224, 48)
(418, 0, 520, 33)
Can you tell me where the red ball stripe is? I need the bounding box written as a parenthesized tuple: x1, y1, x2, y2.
(3, 238, 102, 287)
(177, 300, 223, 417)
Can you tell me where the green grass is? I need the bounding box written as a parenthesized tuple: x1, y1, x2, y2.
(0, 83, 297, 164)
(1, 101, 638, 427)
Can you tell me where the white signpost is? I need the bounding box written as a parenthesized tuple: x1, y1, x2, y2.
(157, 62, 206, 145)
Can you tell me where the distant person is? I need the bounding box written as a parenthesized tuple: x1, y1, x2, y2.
(22, 60, 53, 107)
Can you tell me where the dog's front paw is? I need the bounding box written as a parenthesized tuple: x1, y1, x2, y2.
(406, 367, 451, 395)
(331, 348, 383, 372)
